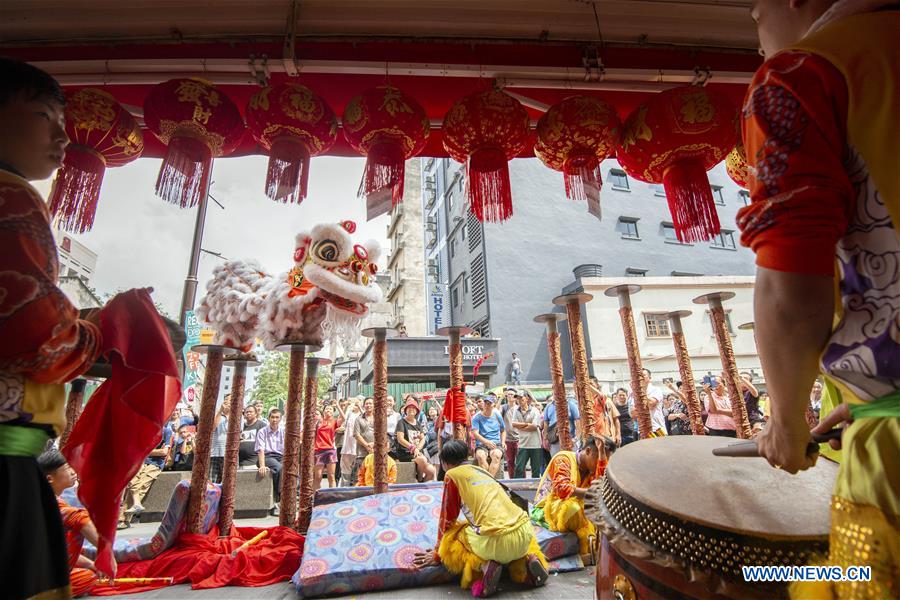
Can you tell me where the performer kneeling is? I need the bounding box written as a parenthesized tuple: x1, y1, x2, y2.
(38, 450, 114, 598)
(413, 440, 548, 597)
(532, 436, 613, 558)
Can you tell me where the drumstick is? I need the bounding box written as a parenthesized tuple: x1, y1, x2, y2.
(231, 530, 269, 557)
(712, 428, 843, 457)
(98, 577, 175, 586)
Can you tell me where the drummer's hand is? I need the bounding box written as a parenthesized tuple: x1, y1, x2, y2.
(811, 403, 852, 451)
(412, 549, 439, 569)
(756, 414, 817, 474)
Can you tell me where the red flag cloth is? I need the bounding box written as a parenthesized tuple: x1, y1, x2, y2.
(88, 526, 305, 595)
(63, 288, 181, 578)
(441, 388, 469, 426)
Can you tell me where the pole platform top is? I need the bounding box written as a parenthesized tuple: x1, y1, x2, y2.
(664, 310, 693, 320)
(738, 321, 756, 331)
(223, 352, 261, 367)
(361, 327, 399, 339)
(305, 356, 332, 367)
(436, 325, 475, 337)
(552, 292, 594, 306)
(190, 343, 240, 355)
(274, 341, 323, 353)
(692, 291, 736, 305)
(603, 284, 642, 297)
(533, 312, 567, 324)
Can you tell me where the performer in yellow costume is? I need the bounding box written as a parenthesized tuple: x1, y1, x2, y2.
(413, 440, 548, 598)
(531, 436, 608, 558)
(355, 453, 397, 486)
(741, 2, 900, 597)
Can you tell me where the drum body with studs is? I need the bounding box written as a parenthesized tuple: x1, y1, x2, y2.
(585, 436, 837, 599)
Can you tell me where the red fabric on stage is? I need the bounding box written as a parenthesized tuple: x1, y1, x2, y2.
(63, 288, 181, 578)
(89, 526, 305, 595)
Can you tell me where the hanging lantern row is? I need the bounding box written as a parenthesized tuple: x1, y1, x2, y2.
(50, 78, 743, 235)
(246, 82, 338, 204)
(143, 78, 245, 209)
(616, 86, 738, 242)
(48, 88, 143, 233)
(534, 96, 622, 220)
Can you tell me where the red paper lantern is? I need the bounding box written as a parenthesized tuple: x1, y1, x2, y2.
(534, 96, 621, 219)
(143, 78, 244, 208)
(442, 89, 530, 223)
(246, 83, 338, 204)
(48, 89, 143, 233)
(616, 86, 737, 242)
(726, 142, 750, 189)
(342, 85, 430, 220)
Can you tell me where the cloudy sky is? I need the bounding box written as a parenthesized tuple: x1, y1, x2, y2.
(34, 156, 389, 319)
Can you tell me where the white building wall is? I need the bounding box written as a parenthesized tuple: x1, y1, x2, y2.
(580, 275, 761, 391)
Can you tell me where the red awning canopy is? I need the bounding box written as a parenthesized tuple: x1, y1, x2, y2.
(1, 0, 761, 160)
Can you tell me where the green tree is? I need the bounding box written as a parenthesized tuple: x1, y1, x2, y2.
(250, 351, 334, 413)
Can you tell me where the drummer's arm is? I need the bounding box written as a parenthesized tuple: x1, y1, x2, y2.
(754, 269, 833, 423)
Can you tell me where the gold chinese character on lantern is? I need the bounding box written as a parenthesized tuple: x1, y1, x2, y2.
(192, 105, 212, 125)
(379, 87, 413, 117)
(680, 91, 715, 124)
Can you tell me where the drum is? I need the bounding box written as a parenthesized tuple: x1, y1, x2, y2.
(585, 436, 837, 599)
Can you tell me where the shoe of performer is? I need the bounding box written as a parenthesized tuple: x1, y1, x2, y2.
(477, 560, 502, 597)
(526, 554, 548, 587)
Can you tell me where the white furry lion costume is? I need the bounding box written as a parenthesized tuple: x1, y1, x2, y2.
(260, 220, 382, 350)
(195, 259, 273, 351)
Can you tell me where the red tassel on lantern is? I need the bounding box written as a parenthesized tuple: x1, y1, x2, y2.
(247, 83, 337, 204)
(535, 96, 621, 219)
(144, 78, 244, 208)
(48, 88, 143, 233)
(343, 86, 429, 220)
(616, 87, 736, 242)
(443, 89, 530, 223)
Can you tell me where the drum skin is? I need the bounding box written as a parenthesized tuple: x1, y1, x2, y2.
(587, 436, 838, 600)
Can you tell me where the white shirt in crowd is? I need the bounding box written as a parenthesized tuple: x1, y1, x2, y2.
(646, 383, 668, 433)
(341, 410, 359, 455)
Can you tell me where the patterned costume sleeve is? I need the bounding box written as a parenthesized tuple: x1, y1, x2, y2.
(550, 456, 575, 500)
(57, 498, 91, 533)
(434, 477, 462, 560)
(0, 177, 101, 383)
(736, 51, 854, 276)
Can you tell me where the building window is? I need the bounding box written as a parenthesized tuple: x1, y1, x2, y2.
(461, 222, 467, 242)
(738, 190, 750, 206)
(463, 273, 470, 294)
(609, 169, 629, 191)
(651, 184, 666, 197)
(662, 223, 679, 242)
(450, 237, 457, 257)
(712, 185, 725, 205)
(447, 191, 455, 211)
(625, 268, 647, 277)
(644, 313, 671, 338)
(451, 284, 459, 309)
(458, 174, 464, 193)
(711, 229, 737, 249)
(617, 217, 640, 239)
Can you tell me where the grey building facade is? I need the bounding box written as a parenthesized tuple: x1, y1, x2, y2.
(422, 156, 757, 387)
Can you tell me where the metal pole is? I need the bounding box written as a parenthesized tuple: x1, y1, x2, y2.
(218, 357, 255, 535)
(665, 311, 705, 435)
(534, 314, 571, 451)
(605, 285, 653, 439)
(372, 331, 389, 494)
(186, 346, 224, 533)
(179, 166, 214, 326)
(694, 292, 752, 439)
(279, 347, 306, 528)
(297, 356, 329, 533)
(437, 326, 474, 441)
(553, 293, 594, 445)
